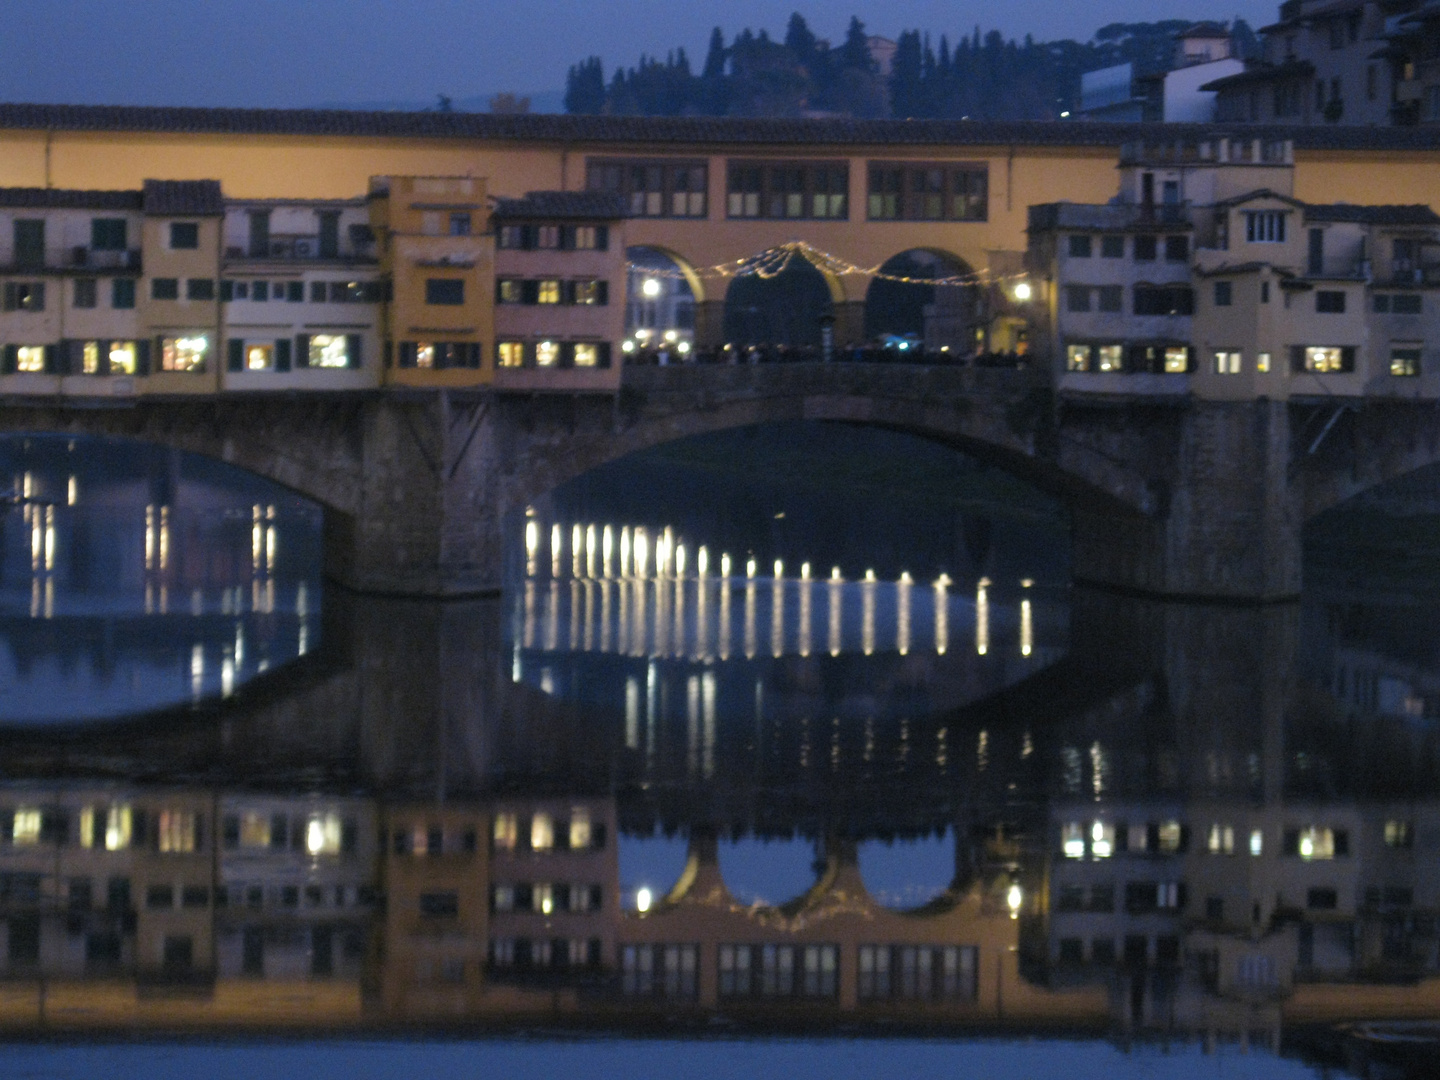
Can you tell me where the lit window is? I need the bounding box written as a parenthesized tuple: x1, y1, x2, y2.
(239, 812, 271, 848)
(1304, 346, 1347, 372)
(492, 884, 514, 911)
(308, 334, 349, 368)
(306, 813, 342, 856)
(82, 341, 101, 374)
(498, 341, 525, 367)
(573, 343, 599, 367)
(1062, 822, 1085, 859)
(1384, 820, 1413, 848)
(1297, 826, 1335, 860)
(569, 808, 592, 850)
(1256, 351, 1272, 373)
(536, 226, 560, 249)
(1207, 824, 1235, 854)
(536, 883, 554, 915)
(573, 226, 599, 249)
(531, 813, 554, 852)
(537, 280, 561, 304)
(105, 805, 132, 851)
(1091, 820, 1114, 859)
(535, 341, 559, 367)
(246, 344, 273, 371)
(16, 346, 45, 373)
(1096, 345, 1123, 372)
(1249, 829, 1263, 856)
(1157, 820, 1183, 853)
(161, 335, 208, 372)
(158, 809, 198, 853)
(415, 343, 436, 369)
(1214, 350, 1242, 374)
(493, 813, 518, 850)
(497, 279, 523, 304)
(573, 279, 606, 305)
(12, 808, 42, 845)
(1164, 347, 1189, 373)
(1066, 344, 1091, 371)
(1391, 346, 1422, 377)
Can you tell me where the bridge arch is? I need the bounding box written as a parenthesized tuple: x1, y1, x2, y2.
(720, 246, 851, 353)
(863, 248, 978, 353)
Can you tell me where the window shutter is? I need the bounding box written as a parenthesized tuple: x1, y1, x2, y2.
(495, 279, 505, 303)
(559, 226, 574, 251)
(3, 344, 19, 373)
(227, 338, 244, 372)
(597, 342, 612, 368)
(398, 341, 416, 368)
(561, 280, 575, 305)
(1342, 346, 1356, 372)
(1334, 830, 1349, 856)
(220, 280, 234, 302)
(135, 339, 151, 375)
(591, 822, 606, 849)
(346, 334, 362, 369)
(560, 341, 575, 367)
(1289, 345, 1305, 372)
(1282, 829, 1299, 856)
(383, 340, 393, 368)
(521, 280, 539, 305)
(595, 226, 608, 251)
(42, 344, 58, 374)
(275, 338, 292, 372)
(295, 334, 310, 368)
(596, 280, 609, 305)
(132, 809, 147, 847)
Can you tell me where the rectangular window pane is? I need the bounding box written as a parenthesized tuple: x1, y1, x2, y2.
(425, 278, 465, 305)
(161, 335, 209, 372)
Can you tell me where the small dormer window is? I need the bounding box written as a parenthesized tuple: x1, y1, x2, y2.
(1244, 210, 1286, 243)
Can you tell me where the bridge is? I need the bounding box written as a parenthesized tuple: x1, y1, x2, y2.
(3, 362, 1437, 600)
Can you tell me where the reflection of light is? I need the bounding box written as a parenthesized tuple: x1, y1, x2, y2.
(697, 545, 709, 577)
(1020, 598, 1033, 657)
(676, 543, 686, 578)
(44, 505, 54, 571)
(1250, 829, 1263, 857)
(572, 524, 584, 578)
(744, 578, 757, 658)
(773, 559, 783, 579)
(772, 577, 784, 658)
(620, 526, 632, 578)
(861, 572, 875, 656)
(975, 577, 990, 656)
(934, 574, 949, 655)
(625, 676, 640, 748)
(746, 557, 756, 579)
(641, 278, 662, 298)
(828, 575, 842, 657)
(525, 520, 539, 564)
(799, 574, 812, 657)
(634, 528, 649, 579)
(190, 644, 204, 700)
(551, 524, 563, 575)
(603, 524, 614, 577)
(636, 887, 653, 913)
(67, 475, 76, 506)
(1007, 883, 1022, 918)
(720, 552, 731, 578)
(1299, 835, 1313, 859)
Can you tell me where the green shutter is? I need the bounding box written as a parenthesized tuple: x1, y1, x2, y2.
(295, 334, 310, 368)
(595, 226, 608, 251)
(227, 338, 244, 372)
(275, 338, 291, 372)
(2, 344, 17, 374)
(596, 280, 609, 305)
(346, 334, 362, 369)
(135, 340, 151, 376)
(596, 342, 612, 368)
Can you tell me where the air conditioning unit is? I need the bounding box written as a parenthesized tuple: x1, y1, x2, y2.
(293, 239, 316, 258)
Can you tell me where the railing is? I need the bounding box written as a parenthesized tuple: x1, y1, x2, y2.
(624, 345, 1031, 369)
(224, 235, 377, 262)
(1, 248, 141, 273)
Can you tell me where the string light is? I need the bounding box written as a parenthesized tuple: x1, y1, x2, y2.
(627, 240, 1029, 290)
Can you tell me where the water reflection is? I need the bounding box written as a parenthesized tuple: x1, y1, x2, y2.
(1, 436, 322, 723)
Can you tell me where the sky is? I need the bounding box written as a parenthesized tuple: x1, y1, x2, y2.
(2, 1, 1278, 110)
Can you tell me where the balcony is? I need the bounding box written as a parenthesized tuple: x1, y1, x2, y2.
(0, 247, 141, 274)
(225, 231, 378, 264)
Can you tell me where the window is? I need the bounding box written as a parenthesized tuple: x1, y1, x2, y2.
(497, 342, 525, 368)
(1391, 346, 1422, 376)
(307, 334, 351, 368)
(1164, 346, 1190, 373)
(1297, 346, 1353, 373)
(1096, 345, 1123, 372)
(1261, 281, 1270, 303)
(535, 341, 560, 367)
(238, 812, 271, 847)
(250, 280, 269, 302)
(1214, 350, 1242, 374)
(74, 278, 98, 309)
(857, 945, 976, 1002)
(305, 813, 342, 855)
(1133, 235, 1157, 261)
(530, 813, 554, 851)
(1066, 344, 1092, 372)
(448, 213, 471, 236)
(726, 161, 849, 219)
(1257, 351, 1272, 373)
(15, 346, 46, 373)
(586, 159, 707, 218)
(420, 892, 459, 917)
(161, 335, 208, 372)
(1287, 826, 1345, 859)
(186, 278, 215, 301)
(497, 279, 523, 304)
(1164, 235, 1189, 262)
(13, 219, 44, 267)
(146, 885, 175, 910)
(1207, 824, 1236, 855)
(1244, 211, 1287, 243)
(621, 944, 699, 998)
(537, 280, 561, 304)
(1097, 285, 1123, 313)
(1378, 293, 1422, 314)
(1367, 64, 1377, 101)
(169, 222, 199, 249)
(573, 279, 607, 305)
(11, 808, 42, 845)
(1157, 820, 1184, 853)
(112, 278, 136, 309)
(1065, 285, 1091, 313)
(1213, 281, 1232, 306)
(1133, 284, 1194, 315)
(310, 281, 327, 303)
(568, 225, 607, 249)
(425, 278, 464, 305)
(151, 278, 179, 301)
(497, 225, 525, 249)
(245, 344, 274, 371)
(286, 281, 304, 302)
(1307, 887, 1338, 910)
(2, 282, 45, 311)
(1385, 820, 1414, 848)
(1100, 235, 1124, 258)
(1068, 235, 1092, 258)
(158, 809, 198, 853)
(865, 163, 987, 221)
(492, 812, 518, 850)
(1250, 829, 1264, 856)
(1316, 290, 1346, 313)
(91, 218, 127, 250)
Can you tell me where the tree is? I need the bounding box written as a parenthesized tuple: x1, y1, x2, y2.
(839, 16, 874, 72)
(564, 57, 606, 114)
(889, 30, 925, 118)
(784, 13, 819, 64)
(697, 28, 729, 115)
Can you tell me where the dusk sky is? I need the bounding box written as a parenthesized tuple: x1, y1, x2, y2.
(3, 1, 1276, 110)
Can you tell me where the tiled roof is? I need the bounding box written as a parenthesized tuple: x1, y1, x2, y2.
(491, 191, 627, 220)
(141, 179, 224, 215)
(1304, 203, 1440, 224)
(1028, 202, 1193, 231)
(0, 186, 142, 210)
(1200, 60, 1315, 92)
(2, 101, 1440, 153)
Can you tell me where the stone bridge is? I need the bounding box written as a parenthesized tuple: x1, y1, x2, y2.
(2, 364, 1433, 599)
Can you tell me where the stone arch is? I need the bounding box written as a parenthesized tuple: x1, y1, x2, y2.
(862, 248, 978, 353)
(1301, 402, 1440, 523)
(626, 245, 708, 359)
(720, 246, 851, 353)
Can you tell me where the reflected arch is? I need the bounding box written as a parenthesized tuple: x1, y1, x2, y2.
(863, 249, 978, 353)
(721, 248, 845, 352)
(625, 246, 705, 361)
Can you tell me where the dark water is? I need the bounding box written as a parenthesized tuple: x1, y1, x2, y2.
(1, 424, 1437, 1080)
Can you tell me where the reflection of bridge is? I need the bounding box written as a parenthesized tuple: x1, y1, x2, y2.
(8, 363, 1440, 600)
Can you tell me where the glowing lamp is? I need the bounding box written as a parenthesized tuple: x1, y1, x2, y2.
(641, 278, 662, 298)
(636, 887, 653, 913)
(1012, 281, 1033, 302)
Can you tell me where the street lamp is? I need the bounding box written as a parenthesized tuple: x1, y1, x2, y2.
(641, 278, 662, 298)
(636, 887, 653, 913)
(1012, 281, 1033, 302)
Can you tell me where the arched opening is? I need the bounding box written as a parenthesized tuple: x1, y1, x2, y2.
(863, 249, 977, 355)
(722, 249, 837, 353)
(624, 246, 700, 363)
